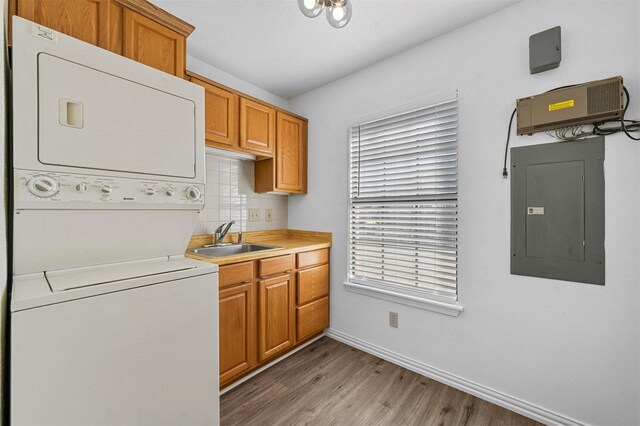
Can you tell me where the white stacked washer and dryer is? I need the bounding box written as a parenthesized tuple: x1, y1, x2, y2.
(10, 17, 219, 425)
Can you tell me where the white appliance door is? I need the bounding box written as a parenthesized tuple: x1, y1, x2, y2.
(11, 272, 219, 426)
(38, 53, 196, 179)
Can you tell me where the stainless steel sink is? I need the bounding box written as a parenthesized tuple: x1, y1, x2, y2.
(189, 243, 282, 258)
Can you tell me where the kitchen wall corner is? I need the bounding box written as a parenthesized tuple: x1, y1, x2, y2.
(195, 153, 288, 235)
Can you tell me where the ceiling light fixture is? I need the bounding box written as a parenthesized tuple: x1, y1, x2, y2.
(298, 0, 353, 29)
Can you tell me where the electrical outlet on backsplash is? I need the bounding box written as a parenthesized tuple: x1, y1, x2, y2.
(193, 153, 288, 235)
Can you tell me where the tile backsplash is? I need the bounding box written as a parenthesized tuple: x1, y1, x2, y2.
(194, 153, 288, 235)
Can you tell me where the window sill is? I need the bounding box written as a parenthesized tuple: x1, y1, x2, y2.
(343, 280, 464, 317)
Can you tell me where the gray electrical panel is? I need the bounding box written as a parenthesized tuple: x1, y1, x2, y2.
(511, 137, 605, 285)
(529, 26, 561, 74)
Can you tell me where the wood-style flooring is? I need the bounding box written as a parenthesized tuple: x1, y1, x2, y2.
(221, 337, 541, 426)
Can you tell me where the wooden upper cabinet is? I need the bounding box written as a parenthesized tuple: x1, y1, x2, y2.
(255, 112, 308, 194)
(123, 8, 185, 77)
(258, 273, 295, 362)
(276, 112, 307, 193)
(10, 0, 193, 77)
(190, 76, 240, 149)
(240, 98, 275, 157)
(14, 0, 110, 48)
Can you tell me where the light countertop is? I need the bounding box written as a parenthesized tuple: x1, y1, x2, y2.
(185, 229, 331, 266)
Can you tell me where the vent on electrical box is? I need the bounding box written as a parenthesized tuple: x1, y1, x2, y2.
(587, 81, 620, 115)
(517, 76, 624, 135)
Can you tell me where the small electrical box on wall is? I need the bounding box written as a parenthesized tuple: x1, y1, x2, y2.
(529, 26, 561, 74)
(516, 76, 624, 135)
(511, 136, 605, 285)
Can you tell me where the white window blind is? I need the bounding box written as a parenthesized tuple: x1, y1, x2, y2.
(349, 97, 458, 298)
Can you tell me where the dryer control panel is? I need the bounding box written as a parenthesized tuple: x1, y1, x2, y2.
(14, 169, 205, 209)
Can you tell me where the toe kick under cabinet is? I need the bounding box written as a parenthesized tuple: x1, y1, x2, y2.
(218, 248, 330, 388)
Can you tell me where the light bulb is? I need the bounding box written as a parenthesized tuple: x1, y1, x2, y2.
(298, 0, 324, 18)
(326, 0, 352, 28)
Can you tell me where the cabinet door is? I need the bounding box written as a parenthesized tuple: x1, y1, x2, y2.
(123, 8, 185, 77)
(276, 112, 307, 193)
(15, 0, 110, 48)
(191, 78, 239, 149)
(240, 98, 275, 157)
(258, 274, 295, 362)
(219, 282, 256, 387)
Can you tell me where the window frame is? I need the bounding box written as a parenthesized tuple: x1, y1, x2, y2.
(343, 91, 464, 317)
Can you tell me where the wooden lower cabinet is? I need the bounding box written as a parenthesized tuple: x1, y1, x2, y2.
(219, 282, 256, 387)
(258, 273, 296, 362)
(296, 296, 329, 342)
(218, 248, 329, 388)
(297, 264, 329, 305)
(296, 249, 330, 342)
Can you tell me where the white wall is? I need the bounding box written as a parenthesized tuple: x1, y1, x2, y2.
(187, 55, 290, 110)
(288, 1, 640, 424)
(194, 154, 288, 236)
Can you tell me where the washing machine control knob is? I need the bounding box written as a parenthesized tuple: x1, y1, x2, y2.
(27, 176, 59, 198)
(185, 185, 201, 201)
(75, 182, 88, 193)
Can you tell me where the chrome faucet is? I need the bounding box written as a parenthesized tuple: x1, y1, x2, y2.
(214, 221, 236, 246)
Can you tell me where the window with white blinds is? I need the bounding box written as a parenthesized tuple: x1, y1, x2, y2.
(348, 97, 458, 299)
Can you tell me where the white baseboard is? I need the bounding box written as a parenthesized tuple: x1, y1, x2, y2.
(220, 333, 325, 395)
(325, 328, 584, 426)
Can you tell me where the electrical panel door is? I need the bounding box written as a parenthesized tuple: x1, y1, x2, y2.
(511, 137, 604, 285)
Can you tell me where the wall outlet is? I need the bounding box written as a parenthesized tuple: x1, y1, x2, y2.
(249, 209, 260, 222)
(265, 209, 273, 222)
(389, 312, 399, 328)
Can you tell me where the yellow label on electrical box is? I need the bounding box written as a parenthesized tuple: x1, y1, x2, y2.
(548, 100, 575, 111)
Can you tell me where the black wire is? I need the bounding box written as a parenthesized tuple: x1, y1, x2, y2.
(502, 108, 516, 178)
(593, 120, 640, 135)
(620, 87, 640, 140)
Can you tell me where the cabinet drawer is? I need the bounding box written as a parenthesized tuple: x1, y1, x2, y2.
(259, 254, 294, 278)
(219, 261, 254, 289)
(296, 297, 329, 342)
(297, 264, 329, 305)
(297, 248, 328, 269)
